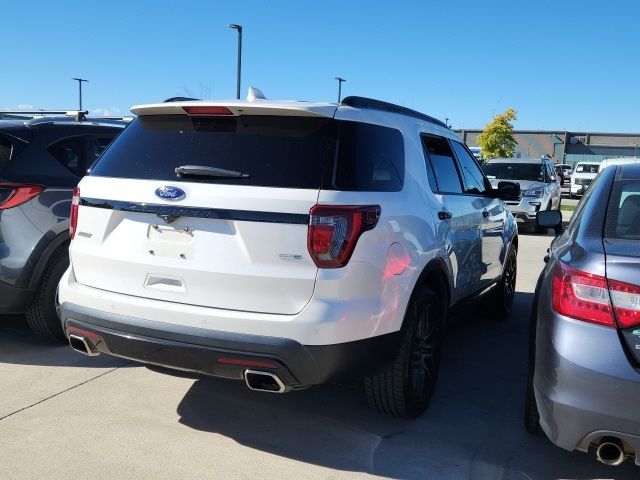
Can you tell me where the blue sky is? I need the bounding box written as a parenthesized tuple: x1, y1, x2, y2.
(2, 0, 639, 132)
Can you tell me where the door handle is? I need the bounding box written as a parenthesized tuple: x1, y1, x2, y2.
(438, 211, 452, 220)
(482, 210, 490, 218)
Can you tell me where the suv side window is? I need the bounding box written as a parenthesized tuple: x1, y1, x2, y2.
(450, 141, 488, 195)
(48, 136, 86, 177)
(421, 134, 463, 194)
(546, 163, 557, 182)
(0, 134, 11, 170)
(89, 136, 114, 162)
(331, 121, 404, 192)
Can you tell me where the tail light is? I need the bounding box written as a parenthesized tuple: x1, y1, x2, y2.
(308, 205, 380, 268)
(552, 262, 640, 328)
(0, 183, 45, 210)
(69, 187, 80, 239)
(608, 279, 640, 328)
(552, 263, 614, 326)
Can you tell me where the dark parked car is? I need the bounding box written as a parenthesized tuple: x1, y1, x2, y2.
(0, 113, 127, 339)
(525, 163, 640, 467)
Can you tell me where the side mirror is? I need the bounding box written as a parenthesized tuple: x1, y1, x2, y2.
(495, 181, 521, 201)
(537, 210, 563, 236)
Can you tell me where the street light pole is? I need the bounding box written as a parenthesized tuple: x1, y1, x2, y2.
(334, 77, 346, 103)
(228, 24, 243, 99)
(72, 78, 89, 111)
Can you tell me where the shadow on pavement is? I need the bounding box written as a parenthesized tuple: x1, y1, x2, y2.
(175, 290, 638, 479)
(0, 315, 126, 369)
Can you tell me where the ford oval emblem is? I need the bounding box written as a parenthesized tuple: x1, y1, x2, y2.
(155, 186, 186, 201)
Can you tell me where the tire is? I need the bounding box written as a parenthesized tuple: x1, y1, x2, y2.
(25, 245, 69, 341)
(486, 245, 517, 319)
(364, 288, 443, 418)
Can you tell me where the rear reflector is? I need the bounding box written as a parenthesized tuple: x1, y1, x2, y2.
(70, 187, 80, 239)
(308, 205, 380, 268)
(217, 357, 278, 369)
(183, 106, 234, 116)
(552, 262, 615, 327)
(0, 183, 45, 210)
(65, 324, 103, 345)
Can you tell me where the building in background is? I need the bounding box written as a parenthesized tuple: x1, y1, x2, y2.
(457, 129, 640, 167)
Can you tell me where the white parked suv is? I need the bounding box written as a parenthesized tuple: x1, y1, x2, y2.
(58, 94, 519, 417)
(570, 161, 600, 197)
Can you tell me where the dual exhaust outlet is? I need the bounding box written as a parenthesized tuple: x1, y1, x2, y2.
(64, 335, 636, 464)
(68, 333, 290, 394)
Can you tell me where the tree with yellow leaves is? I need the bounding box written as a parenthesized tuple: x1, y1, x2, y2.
(477, 108, 518, 159)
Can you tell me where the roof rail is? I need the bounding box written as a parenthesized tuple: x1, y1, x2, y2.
(163, 97, 199, 103)
(0, 110, 89, 121)
(339, 96, 447, 128)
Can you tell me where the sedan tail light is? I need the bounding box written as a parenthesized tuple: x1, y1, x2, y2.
(308, 205, 380, 268)
(552, 262, 614, 326)
(608, 279, 640, 328)
(69, 187, 80, 239)
(552, 262, 640, 328)
(0, 183, 45, 210)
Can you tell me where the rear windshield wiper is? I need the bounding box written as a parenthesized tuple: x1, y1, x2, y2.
(175, 165, 250, 178)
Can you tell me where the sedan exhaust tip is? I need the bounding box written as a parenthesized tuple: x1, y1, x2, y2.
(244, 369, 288, 393)
(68, 333, 100, 357)
(596, 437, 626, 466)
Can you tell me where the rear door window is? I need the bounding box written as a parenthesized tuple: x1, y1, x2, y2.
(48, 136, 86, 177)
(450, 141, 487, 195)
(421, 134, 463, 194)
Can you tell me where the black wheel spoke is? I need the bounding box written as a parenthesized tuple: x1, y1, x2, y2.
(410, 306, 438, 402)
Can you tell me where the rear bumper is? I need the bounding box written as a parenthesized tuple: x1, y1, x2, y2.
(60, 302, 403, 388)
(534, 311, 640, 465)
(505, 200, 544, 226)
(0, 280, 34, 314)
(570, 184, 589, 195)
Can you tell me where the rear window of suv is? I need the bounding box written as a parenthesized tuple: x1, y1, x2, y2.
(89, 115, 404, 191)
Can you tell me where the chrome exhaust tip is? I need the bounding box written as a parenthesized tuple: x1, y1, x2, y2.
(596, 437, 626, 466)
(68, 333, 100, 357)
(244, 369, 288, 393)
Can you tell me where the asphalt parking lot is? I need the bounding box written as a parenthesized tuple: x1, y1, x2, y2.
(0, 226, 637, 479)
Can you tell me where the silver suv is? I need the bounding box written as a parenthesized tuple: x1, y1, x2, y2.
(59, 94, 520, 418)
(483, 157, 561, 232)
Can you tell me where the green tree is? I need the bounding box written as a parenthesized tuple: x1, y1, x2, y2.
(477, 108, 518, 159)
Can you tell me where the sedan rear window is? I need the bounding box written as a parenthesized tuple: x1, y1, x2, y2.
(605, 181, 640, 240)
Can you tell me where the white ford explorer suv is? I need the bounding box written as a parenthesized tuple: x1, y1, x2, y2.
(58, 94, 519, 418)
